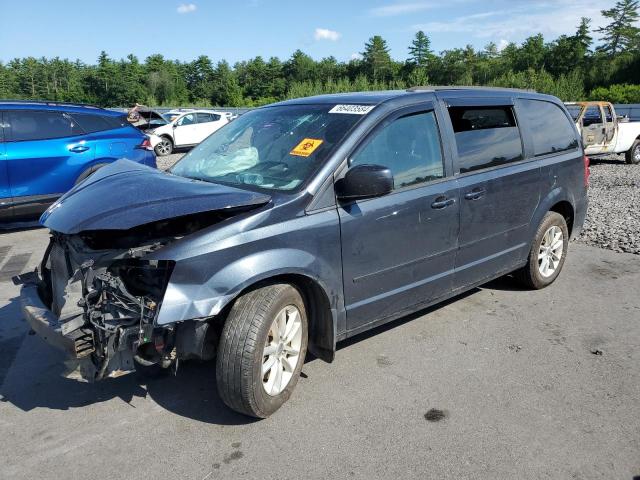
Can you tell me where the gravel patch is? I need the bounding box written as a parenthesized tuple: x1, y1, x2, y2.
(155, 152, 184, 171)
(577, 155, 640, 255)
(154, 151, 640, 255)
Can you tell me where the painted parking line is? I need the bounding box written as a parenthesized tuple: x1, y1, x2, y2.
(0, 253, 32, 283)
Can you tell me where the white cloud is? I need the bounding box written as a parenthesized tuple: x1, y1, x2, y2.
(497, 39, 510, 52)
(412, 1, 607, 42)
(177, 3, 197, 14)
(350, 52, 363, 61)
(370, 2, 436, 17)
(314, 28, 341, 41)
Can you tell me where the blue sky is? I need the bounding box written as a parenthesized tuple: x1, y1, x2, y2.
(0, 0, 614, 64)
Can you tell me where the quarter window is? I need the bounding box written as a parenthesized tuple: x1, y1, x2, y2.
(350, 111, 444, 189)
(8, 111, 83, 141)
(448, 106, 523, 174)
(517, 99, 579, 157)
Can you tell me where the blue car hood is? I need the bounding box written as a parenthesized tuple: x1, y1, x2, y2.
(40, 160, 271, 234)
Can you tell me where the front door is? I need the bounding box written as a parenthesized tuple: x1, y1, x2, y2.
(172, 112, 198, 146)
(441, 99, 540, 288)
(338, 105, 459, 332)
(581, 105, 606, 148)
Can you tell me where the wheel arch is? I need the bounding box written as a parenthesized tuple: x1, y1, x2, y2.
(549, 200, 575, 237)
(529, 187, 576, 240)
(225, 272, 337, 363)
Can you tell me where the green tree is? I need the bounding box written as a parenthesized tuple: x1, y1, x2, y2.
(596, 0, 640, 55)
(408, 31, 433, 67)
(362, 35, 393, 81)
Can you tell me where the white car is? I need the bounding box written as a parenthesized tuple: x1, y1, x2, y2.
(152, 110, 229, 156)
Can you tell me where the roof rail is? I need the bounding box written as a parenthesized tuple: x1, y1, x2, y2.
(0, 99, 103, 109)
(407, 85, 536, 93)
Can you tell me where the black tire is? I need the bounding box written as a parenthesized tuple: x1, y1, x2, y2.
(216, 283, 308, 418)
(75, 163, 108, 185)
(515, 211, 569, 289)
(625, 139, 640, 165)
(154, 136, 173, 156)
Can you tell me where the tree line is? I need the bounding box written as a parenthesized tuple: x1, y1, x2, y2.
(1, 0, 639, 107)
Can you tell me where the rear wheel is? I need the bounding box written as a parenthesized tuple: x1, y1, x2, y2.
(216, 284, 308, 418)
(155, 137, 173, 156)
(625, 139, 640, 165)
(515, 211, 569, 289)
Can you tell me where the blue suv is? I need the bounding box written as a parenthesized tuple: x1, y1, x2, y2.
(0, 101, 157, 221)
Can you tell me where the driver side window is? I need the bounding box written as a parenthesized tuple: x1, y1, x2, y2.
(350, 111, 444, 190)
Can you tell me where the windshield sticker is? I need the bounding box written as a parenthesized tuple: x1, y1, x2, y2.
(290, 138, 324, 157)
(328, 104, 375, 115)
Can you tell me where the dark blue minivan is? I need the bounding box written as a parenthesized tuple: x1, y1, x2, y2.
(0, 101, 156, 221)
(20, 88, 588, 418)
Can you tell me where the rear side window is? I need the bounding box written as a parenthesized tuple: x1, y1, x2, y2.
(517, 99, 579, 157)
(197, 113, 220, 123)
(8, 111, 83, 141)
(350, 110, 444, 189)
(448, 106, 523, 174)
(71, 113, 127, 133)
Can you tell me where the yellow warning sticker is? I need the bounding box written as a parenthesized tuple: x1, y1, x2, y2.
(290, 138, 324, 157)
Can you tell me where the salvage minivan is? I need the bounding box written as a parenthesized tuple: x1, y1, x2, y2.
(20, 87, 588, 418)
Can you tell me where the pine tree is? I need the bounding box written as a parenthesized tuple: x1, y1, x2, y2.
(408, 31, 433, 67)
(596, 0, 640, 55)
(362, 35, 393, 81)
(574, 17, 593, 53)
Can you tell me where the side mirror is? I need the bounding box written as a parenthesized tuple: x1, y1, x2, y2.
(336, 164, 393, 201)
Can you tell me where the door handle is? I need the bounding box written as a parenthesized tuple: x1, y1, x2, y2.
(464, 188, 486, 200)
(431, 196, 455, 209)
(69, 145, 90, 153)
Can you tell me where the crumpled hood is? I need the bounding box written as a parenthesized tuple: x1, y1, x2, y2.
(40, 159, 271, 234)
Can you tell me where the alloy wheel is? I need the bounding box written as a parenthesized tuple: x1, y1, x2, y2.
(538, 225, 564, 278)
(262, 305, 302, 396)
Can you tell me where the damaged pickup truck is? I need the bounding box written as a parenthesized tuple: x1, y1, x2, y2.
(20, 88, 587, 417)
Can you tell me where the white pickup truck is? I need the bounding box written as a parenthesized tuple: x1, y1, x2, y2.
(565, 101, 640, 164)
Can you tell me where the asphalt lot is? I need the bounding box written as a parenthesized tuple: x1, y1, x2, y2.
(0, 226, 639, 479)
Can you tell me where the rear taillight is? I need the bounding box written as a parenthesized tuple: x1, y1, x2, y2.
(137, 137, 153, 151)
(583, 154, 590, 187)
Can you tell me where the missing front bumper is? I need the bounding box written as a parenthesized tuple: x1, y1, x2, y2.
(20, 282, 95, 359)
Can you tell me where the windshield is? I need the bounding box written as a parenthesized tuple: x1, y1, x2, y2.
(170, 104, 364, 191)
(565, 105, 582, 121)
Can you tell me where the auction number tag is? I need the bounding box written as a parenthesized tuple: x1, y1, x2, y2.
(328, 104, 375, 115)
(290, 138, 324, 157)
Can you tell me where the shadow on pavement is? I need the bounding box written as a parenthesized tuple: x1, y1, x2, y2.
(0, 276, 510, 425)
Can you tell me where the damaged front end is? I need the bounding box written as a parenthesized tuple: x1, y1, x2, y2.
(19, 160, 272, 381)
(30, 232, 176, 380)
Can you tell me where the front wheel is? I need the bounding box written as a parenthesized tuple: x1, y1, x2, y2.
(216, 284, 308, 418)
(154, 137, 173, 156)
(625, 139, 640, 165)
(515, 211, 569, 289)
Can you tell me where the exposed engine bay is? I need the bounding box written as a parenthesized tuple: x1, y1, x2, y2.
(34, 212, 228, 381)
